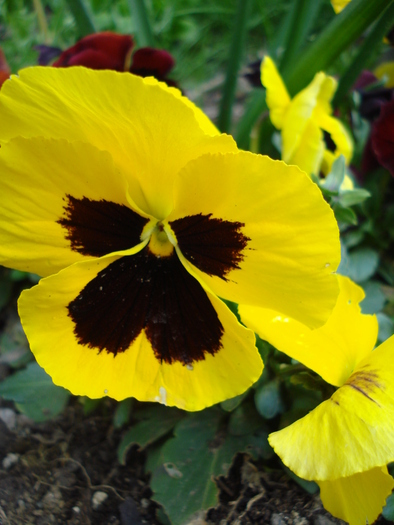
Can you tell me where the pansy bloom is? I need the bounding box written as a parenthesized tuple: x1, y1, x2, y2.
(261, 56, 353, 177)
(0, 67, 340, 410)
(50, 31, 176, 85)
(240, 276, 394, 525)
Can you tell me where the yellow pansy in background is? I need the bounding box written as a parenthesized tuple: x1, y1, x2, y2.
(240, 276, 394, 525)
(331, 0, 351, 13)
(0, 67, 340, 411)
(374, 61, 394, 88)
(261, 56, 353, 177)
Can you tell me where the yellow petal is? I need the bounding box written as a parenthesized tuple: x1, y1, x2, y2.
(167, 150, 340, 329)
(331, 0, 351, 13)
(286, 119, 325, 175)
(260, 56, 291, 129)
(19, 249, 262, 411)
(318, 113, 354, 166)
(269, 335, 394, 480)
(239, 276, 378, 387)
(0, 67, 237, 218)
(0, 137, 152, 276)
(318, 467, 394, 525)
(374, 61, 394, 88)
(281, 72, 327, 163)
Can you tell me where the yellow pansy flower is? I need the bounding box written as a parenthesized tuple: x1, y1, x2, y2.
(261, 56, 353, 176)
(374, 61, 394, 88)
(240, 276, 394, 524)
(331, 0, 351, 13)
(0, 67, 340, 411)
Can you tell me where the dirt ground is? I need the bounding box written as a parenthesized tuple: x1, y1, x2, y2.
(1, 395, 390, 525)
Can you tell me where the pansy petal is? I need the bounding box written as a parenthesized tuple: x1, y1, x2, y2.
(260, 56, 291, 129)
(239, 276, 378, 387)
(374, 61, 394, 88)
(318, 467, 394, 525)
(19, 248, 262, 411)
(286, 119, 325, 175)
(0, 137, 152, 276)
(282, 72, 327, 162)
(318, 113, 353, 165)
(0, 67, 236, 218)
(167, 151, 340, 329)
(269, 335, 394, 480)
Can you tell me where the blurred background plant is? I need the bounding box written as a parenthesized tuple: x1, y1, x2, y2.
(1, 0, 394, 524)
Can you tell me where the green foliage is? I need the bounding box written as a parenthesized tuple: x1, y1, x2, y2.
(1, 1, 394, 523)
(0, 362, 70, 421)
(150, 408, 269, 525)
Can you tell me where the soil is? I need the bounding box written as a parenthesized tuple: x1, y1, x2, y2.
(0, 397, 391, 525)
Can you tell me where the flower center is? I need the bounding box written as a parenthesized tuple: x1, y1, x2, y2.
(148, 222, 174, 257)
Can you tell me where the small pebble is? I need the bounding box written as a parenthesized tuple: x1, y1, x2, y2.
(91, 491, 108, 510)
(2, 452, 19, 470)
(271, 513, 286, 525)
(314, 516, 337, 525)
(72, 506, 81, 514)
(0, 408, 16, 431)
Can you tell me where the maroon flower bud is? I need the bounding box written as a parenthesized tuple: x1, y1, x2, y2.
(0, 48, 11, 87)
(371, 99, 394, 176)
(130, 47, 175, 80)
(53, 32, 134, 72)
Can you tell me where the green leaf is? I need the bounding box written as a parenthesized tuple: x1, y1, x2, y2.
(321, 155, 346, 192)
(217, 0, 251, 133)
(382, 489, 394, 522)
(332, 204, 358, 226)
(128, 0, 154, 47)
(220, 391, 248, 412)
(0, 272, 13, 311)
(234, 90, 267, 150)
(0, 362, 70, 422)
(360, 281, 386, 314)
(340, 248, 380, 283)
(228, 401, 266, 436)
(282, 0, 393, 96)
(118, 404, 184, 465)
(113, 398, 133, 429)
(151, 409, 266, 525)
(254, 379, 285, 419)
(338, 188, 371, 207)
(67, 0, 96, 36)
(377, 313, 394, 343)
(283, 465, 319, 495)
(333, 2, 394, 106)
(279, 0, 323, 73)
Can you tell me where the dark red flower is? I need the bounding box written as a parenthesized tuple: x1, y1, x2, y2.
(53, 32, 134, 71)
(130, 47, 175, 83)
(0, 48, 11, 88)
(51, 32, 177, 86)
(371, 99, 394, 176)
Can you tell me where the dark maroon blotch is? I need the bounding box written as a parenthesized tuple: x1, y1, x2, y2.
(170, 213, 249, 280)
(58, 195, 149, 257)
(67, 247, 223, 364)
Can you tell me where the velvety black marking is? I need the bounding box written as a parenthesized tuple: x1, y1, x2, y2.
(58, 195, 149, 257)
(67, 247, 223, 364)
(170, 213, 249, 280)
(323, 131, 336, 153)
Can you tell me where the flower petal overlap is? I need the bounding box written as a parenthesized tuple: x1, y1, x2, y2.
(0, 68, 341, 410)
(240, 276, 394, 524)
(260, 56, 353, 176)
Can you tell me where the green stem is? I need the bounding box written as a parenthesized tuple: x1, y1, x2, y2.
(333, 1, 394, 106)
(67, 0, 96, 37)
(33, 0, 49, 42)
(234, 90, 267, 149)
(283, 0, 394, 96)
(279, 0, 323, 71)
(217, 0, 251, 133)
(128, 0, 155, 47)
